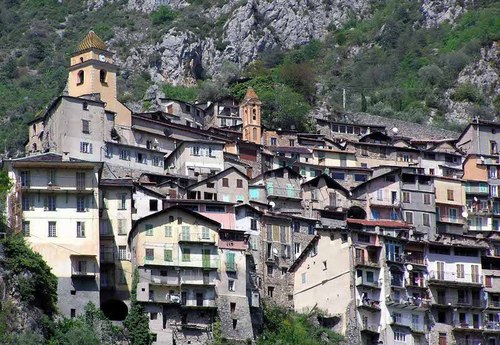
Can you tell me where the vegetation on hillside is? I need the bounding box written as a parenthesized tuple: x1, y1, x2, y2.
(257, 304, 343, 345)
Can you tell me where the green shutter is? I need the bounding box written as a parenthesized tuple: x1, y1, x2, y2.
(226, 252, 236, 272)
(164, 249, 172, 262)
(182, 248, 190, 262)
(164, 226, 172, 237)
(145, 224, 154, 236)
(202, 227, 210, 239)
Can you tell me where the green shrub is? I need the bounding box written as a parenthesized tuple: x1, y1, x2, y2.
(451, 83, 484, 103)
(151, 5, 177, 26)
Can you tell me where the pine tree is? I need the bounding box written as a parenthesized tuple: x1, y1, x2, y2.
(124, 269, 151, 345)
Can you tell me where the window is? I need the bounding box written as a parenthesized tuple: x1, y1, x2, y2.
(136, 152, 147, 164)
(341, 233, 348, 243)
(152, 156, 161, 167)
(447, 189, 454, 201)
(150, 312, 158, 320)
(82, 102, 88, 110)
(82, 120, 90, 134)
(99, 69, 107, 83)
(48, 221, 56, 237)
(182, 248, 190, 262)
(357, 234, 371, 243)
(394, 330, 406, 342)
(76, 222, 85, 238)
(332, 172, 345, 180)
(405, 211, 413, 224)
(71, 309, 76, 318)
(402, 191, 410, 203)
(490, 141, 498, 154)
(267, 286, 274, 297)
(22, 221, 30, 237)
(145, 248, 154, 261)
(393, 312, 402, 323)
(119, 149, 130, 161)
(22, 195, 30, 211)
(149, 199, 158, 211)
(145, 224, 154, 236)
(118, 219, 127, 235)
(164, 249, 172, 262)
(77, 70, 84, 85)
(20, 171, 30, 187)
(164, 226, 172, 237)
(267, 264, 273, 276)
(289, 139, 295, 146)
(119, 246, 127, 260)
(206, 205, 225, 213)
(47, 170, 56, 185)
(46, 195, 56, 211)
(201, 227, 210, 240)
(489, 166, 498, 179)
(191, 146, 200, 156)
(250, 218, 257, 230)
(372, 210, 380, 219)
(76, 195, 86, 212)
(236, 179, 243, 188)
(354, 174, 367, 182)
(423, 193, 431, 205)
(76, 172, 86, 189)
(228, 280, 235, 292)
(222, 178, 229, 187)
(119, 193, 127, 210)
(423, 213, 430, 226)
(376, 189, 383, 201)
(457, 264, 465, 278)
(270, 137, 277, 146)
(80, 142, 92, 154)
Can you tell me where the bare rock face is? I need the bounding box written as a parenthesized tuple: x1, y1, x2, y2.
(444, 41, 500, 124)
(420, 0, 471, 27)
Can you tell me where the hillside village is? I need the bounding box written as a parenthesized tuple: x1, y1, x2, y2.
(2, 31, 500, 345)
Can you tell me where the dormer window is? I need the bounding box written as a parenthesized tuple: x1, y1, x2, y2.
(77, 70, 84, 85)
(100, 70, 107, 84)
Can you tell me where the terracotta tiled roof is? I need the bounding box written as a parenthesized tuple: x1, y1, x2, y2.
(243, 87, 259, 101)
(347, 218, 410, 228)
(77, 31, 107, 52)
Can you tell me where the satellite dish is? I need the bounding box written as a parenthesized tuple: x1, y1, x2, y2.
(406, 264, 413, 271)
(392, 127, 399, 135)
(269, 201, 276, 208)
(462, 211, 469, 218)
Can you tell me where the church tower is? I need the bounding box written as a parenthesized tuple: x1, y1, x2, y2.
(240, 88, 262, 144)
(68, 31, 131, 126)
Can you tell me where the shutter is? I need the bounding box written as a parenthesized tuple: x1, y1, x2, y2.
(89, 143, 93, 154)
(80, 142, 83, 152)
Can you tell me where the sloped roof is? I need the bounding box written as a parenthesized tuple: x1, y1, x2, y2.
(243, 87, 259, 101)
(347, 218, 410, 229)
(77, 31, 107, 52)
(301, 173, 349, 195)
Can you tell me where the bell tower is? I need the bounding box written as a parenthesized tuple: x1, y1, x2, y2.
(68, 31, 131, 126)
(240, 88, 262, 144)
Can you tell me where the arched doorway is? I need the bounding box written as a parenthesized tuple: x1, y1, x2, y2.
(101, 299, 128, 321)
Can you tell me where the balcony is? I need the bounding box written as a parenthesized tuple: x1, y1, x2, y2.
(358, 298, 381, 312)
(405, 252, 425, 266)
(178, 233, 216, 244)
(428, 271, 483, 286)
(180, 274, 216, 286)
(488, 300, 500, 309)
(438, 216, 464, 224)
(150, 275, 179, 286)
(360, 322, 379, 334)
(266, 186, 302, 199)
(370, 197, 400, 208)
(144, 292, 182, 304)
(483, 321, 500, 332)
(19, 178, 94, 193)
(465, 185, 489, 195)
(355, 276, 380, 289)
(354, 257, 380, 268)
(386, 254, 405, 264)
(453, 322, 482, 331)
(391, 315, 426, 333)
(386, 294, 430, 310)
(182, 298, 216, 308)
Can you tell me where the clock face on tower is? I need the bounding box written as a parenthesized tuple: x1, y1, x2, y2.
(99, 54, 105, 62)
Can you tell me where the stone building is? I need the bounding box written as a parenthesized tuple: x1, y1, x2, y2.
(4, 153, 102, 318)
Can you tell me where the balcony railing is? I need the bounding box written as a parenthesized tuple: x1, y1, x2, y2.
(386, 254, 405, 263)
(178, 233, 216, 243)
(370, 197, 400, 207)
(386, 294, 430, 309)
(488, 300, 500, 308)
(354, 257, 380, 268)
(151, 275, 179, 285)
(146, 292, 182, 304)
(266, 186, 302, 199)
(180, 275, 216, 286)
(405, 252, 425, 265)
(438, 216, 464, 224)
(429, 271, 482, 285)
(483, 321, 500, 331)
(356, 276, 380, 288)
(360, 323, 379, 333)
(182, 299, 216, 308)
(359, 298, 381, 310)
(453, 322, 482, 330)
(391, 315, 425, 332)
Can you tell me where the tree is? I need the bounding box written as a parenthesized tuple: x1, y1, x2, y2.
(124, 269, 151, 345)
(2, 234, 58, 317)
